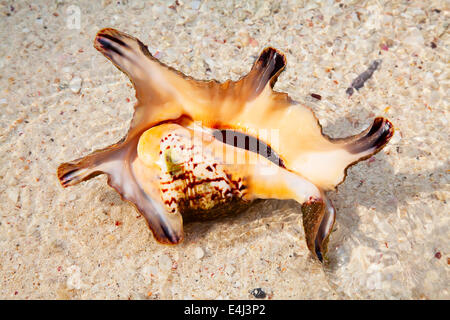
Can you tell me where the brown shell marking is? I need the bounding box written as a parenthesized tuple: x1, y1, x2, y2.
(57, 28, 394, 261)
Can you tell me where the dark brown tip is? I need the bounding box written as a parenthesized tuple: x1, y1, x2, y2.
(57, 160, 102, 188)
(255, 47, 286, 86)
(254, 47, 287, 88)
(96, 37, 124, 56)
(301, 197, 330, 262)
(97, 32, 129, 48)
(245, 47, 287, 100)
(57, 163, 77, 188)
(94, 29, 128, 58)
(346, 117, 394, 154)
(160, 223, 184, 244)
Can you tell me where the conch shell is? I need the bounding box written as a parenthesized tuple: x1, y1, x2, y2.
(57, 29, 393, 261)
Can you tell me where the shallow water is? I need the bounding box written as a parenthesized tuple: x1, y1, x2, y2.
(0, 0, 448, 299)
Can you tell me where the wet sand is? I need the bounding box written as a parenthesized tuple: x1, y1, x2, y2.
(0, 0, 448, 299)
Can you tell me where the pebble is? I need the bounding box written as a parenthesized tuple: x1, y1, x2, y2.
(66, 265, 83, 290)
(158, 254, 172, 271)
(428, 91, 441, 105)
(131, 0, 145, 10)
(390, 130, 402, 144)
(194, 247, 204, 260)
(68, 193, 77, 201)
(249, 38, 259, 47)
(238, 29, 250, 47)
(141, 265, 158, 281)
(61, 67, 72, 75)
(152, 5, 166, 15)
(238, 248, 246, 256)
(191, 0, 201, 10)
(424, 72, 439, 90)
(250, 288, 266, 299)
(225, 264, 235, 275)
(6, 188, 19, 203)
(102, 0, 112, 7)
(34, 38, 44, 48)
(69, 77, 82, 94)
(205, 289, 217, 299)
(153, 51, 163, 59)
(404, 28, 424, 46)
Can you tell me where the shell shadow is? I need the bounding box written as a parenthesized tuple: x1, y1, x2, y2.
(322, 144, 447, 293)
(182, 142, 447, 275)
(94, 119, 447, 276)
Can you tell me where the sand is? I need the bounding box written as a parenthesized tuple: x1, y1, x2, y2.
(0, 0, 448, 299)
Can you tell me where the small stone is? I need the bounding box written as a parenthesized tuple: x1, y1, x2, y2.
(141, 265, 158, 281)
(131, 0, 145, 9)
(311, 93, 322, 100)
(66, 265, 83, 290)
(158, 254, 172, 271)
(34, 38, 44, 48)
(404, 28, 424, 46)
(194, 247, 204, 260)
(424, 72, 439, 90)
(225, 264, 235, 275)
(249, 38, 259, 47)
(190, 0, 201, 10)
(152, 5, 166, 15)
(434, 191, 446, 201)
(429, 91, 441, 105)
(6, 188, 19, 203)
(205, 289, 217, 299)
(61, 67, 72, 79)
(390, 130, 402, 144)
(238, 29, 250, 47)
(102, 0, 112, 7)
(69, 77, 82, 94)
(250, 288, 266, 299)
(0, 98, 7, 106)
(154, 51, 163, 59)
(68, 193, 77, 201)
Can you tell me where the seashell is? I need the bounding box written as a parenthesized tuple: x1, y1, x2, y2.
(57, 29, 394, 262)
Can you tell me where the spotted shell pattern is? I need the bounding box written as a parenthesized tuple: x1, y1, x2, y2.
(156, 129, 248, 218)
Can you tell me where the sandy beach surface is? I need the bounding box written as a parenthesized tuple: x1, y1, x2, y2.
(0, 0, 448, 299)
